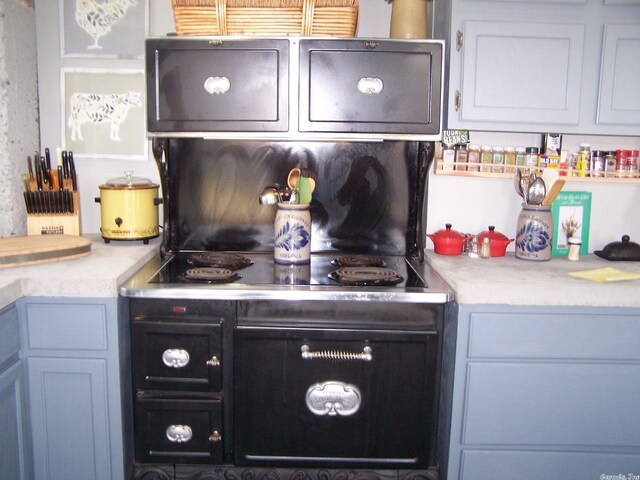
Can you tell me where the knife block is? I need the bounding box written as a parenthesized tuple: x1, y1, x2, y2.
(27, 191, 80, 236)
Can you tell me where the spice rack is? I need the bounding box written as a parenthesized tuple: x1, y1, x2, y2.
(434, 160, 640, 184)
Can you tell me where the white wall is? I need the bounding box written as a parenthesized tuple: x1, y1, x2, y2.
(33, 0, 640, 252)
(0, 0, 38, 237)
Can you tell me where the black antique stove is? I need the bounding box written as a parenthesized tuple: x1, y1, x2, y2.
(120, 36, 453, 480)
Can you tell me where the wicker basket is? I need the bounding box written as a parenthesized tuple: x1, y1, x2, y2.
(172, 0, 358, 37)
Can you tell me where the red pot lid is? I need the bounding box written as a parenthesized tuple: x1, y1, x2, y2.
(430, 223, 467, 240)
(477, 225, 510, 242)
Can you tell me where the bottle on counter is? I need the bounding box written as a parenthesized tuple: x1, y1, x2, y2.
(479, 237, 491, 259)
(567, 236, 581, 261)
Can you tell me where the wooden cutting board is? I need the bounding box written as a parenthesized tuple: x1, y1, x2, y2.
(0, 235, 91, 269)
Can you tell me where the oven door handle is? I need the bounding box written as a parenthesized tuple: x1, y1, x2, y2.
(301, 344, 373, 362)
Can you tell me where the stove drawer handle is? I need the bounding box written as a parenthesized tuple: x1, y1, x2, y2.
(162, 348, 190, 368)
(301, 345, 373, 362)
(166, 424, 193, 443)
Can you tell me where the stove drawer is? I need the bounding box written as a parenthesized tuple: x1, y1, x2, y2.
(135, 396, 223, 464)
(132, 320, 222, 391)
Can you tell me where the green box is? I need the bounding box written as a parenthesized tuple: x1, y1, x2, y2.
(551, 191, 591, 256)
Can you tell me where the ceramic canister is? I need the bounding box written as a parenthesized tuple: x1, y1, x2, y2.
(515, 204, 554, 261)
(274, 203, 311, 264)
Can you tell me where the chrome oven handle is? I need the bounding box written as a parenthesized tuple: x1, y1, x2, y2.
(162, 348, 190, 368)
(301, 344, 373, 362)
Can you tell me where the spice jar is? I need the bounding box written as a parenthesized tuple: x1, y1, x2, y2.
(479, 237, 491, 259)
(492, 146, 504, 173)
(515, 147, 527, 169)
(467, 144, 480, 172)
(567, 236, 581, 261)
(480, 145, 493, 172)
(455, 144, 468, 171)
(627, 150, 639, 178)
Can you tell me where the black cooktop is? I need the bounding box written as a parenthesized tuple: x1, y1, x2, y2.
(149, 252, 427, 288)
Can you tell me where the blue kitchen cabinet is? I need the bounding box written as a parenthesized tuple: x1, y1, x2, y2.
(20, 298, 132, 480)
(434, 0, 640, 135)
(443, 304, 640, 480)
(0, 302, 31, 480)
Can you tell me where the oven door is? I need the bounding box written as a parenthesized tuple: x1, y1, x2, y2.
(233, 326, 438, 468)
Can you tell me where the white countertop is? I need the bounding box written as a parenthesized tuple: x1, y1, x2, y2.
(0, 234, 159, 309)
(426, 249, 640, 308)
(2, 236, 637, 311)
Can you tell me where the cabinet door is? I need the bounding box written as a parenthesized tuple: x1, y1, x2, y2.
(299, 39, 443, 136)
(0, 362, 30, 480)
(597, 24, 640, 126)
(27, 357, 112, 480)
(453, 20, 584, 128)
(146, 38, 289, 133)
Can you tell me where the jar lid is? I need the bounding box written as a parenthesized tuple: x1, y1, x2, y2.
(468, 144, 480, 151)
(526, 147, 539, 154)
(104, 170, 155, 187)
(430, 223, 467, 240)
(477, 225, 510, 241)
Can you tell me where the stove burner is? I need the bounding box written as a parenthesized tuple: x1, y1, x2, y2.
(187, 252, 253, 270)
(328, 267, 404, 287)
(180, 267, 242, 284)
(331, 255, 386, 268)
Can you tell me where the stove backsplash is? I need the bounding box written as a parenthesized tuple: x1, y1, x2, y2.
(155, 139, 434, 257)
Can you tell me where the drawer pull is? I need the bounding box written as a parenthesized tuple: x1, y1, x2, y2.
(209, 431, 222, 442)
(162, 348, 190, 368)
(301, 344, 372, 362)
(306, 381, 362, 416)
(166, 424, 193, 443)
(204, 76, 230, 95)
(357, 77, 383, 95)
(206, 356, 220, 367)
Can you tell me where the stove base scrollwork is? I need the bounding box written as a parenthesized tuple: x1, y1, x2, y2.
(132, 465, 440, 480)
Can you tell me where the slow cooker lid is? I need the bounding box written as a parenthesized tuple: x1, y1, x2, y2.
(104, 170, 156, 187)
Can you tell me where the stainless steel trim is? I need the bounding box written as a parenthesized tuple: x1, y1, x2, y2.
(119, 256, 455, 303)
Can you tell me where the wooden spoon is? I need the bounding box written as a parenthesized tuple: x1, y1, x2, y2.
(543, 179, 566, 205)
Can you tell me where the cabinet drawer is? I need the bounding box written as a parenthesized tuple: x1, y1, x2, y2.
(468, 312, 640, 360)
(24, 303, 107, 351)
(146, 38, 289, 133)
(299, 39, 443, 135)
(0, 304, 19, 368)
(132, 320, 222, 391)
(135, 396, 223, 464)
(463, 362, 640, 447)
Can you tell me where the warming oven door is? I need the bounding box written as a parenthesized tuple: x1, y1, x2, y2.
(233, 326, 439, 468)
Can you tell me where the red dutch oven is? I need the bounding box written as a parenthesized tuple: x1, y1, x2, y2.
(477, 225, 514, 257)
(427, 223, 470, 256)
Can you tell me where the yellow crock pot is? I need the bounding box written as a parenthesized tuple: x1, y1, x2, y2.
(95, 171, 161, 244)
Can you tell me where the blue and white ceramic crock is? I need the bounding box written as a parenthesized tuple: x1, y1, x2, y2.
(515, 203, 554, 261)
(274, 203, 311, 264)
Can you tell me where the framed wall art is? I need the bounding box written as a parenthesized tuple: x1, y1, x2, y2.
(62, 68, 147, 160)
(60, 0, 147, 58)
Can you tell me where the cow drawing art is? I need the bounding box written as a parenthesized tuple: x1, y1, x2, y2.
(68, 90, 142, 142)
